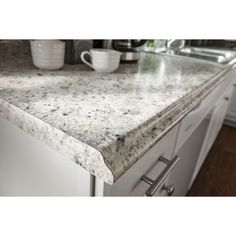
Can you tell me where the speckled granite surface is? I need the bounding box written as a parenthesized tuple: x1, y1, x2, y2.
(0, 42, 235, 184)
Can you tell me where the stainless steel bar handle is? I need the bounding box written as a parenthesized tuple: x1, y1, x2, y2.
(141, 155, 180, 196)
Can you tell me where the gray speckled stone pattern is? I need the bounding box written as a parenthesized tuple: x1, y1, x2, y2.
(0, 41, 235, 184)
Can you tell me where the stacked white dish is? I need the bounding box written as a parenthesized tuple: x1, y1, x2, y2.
(30, 40, 65, 70)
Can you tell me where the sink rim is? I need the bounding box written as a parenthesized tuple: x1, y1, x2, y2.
(159, 47, 236, 65)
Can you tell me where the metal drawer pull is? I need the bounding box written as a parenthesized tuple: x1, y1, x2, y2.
(141, 155, 180, 196)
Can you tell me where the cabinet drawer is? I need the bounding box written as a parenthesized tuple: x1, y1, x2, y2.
(176, 71, 235, 150)
(100, 124, 180, 196)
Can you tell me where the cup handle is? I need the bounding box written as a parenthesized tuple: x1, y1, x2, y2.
(81, 51, 93, 69)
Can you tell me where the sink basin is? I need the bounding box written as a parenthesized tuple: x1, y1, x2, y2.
(160, 47, 236, 65)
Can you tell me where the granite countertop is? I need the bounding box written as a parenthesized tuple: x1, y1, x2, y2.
(0, 49, 235, 184)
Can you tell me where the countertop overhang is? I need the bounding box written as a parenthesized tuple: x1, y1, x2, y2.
(0, 52, 235, 184)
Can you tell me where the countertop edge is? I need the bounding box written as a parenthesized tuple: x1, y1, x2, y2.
(0, 98, 115, 184)
(103, 66, 234, 182)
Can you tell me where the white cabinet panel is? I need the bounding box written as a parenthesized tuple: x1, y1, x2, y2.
(191, 86, 234, 186)
(0, 117, 92, 196)
(167, 115, 211, 196)
(168, 73, 235, 195)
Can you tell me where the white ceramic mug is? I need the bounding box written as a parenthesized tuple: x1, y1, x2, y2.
(80, 49, 121, 73)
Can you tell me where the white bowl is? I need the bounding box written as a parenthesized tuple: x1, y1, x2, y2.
(30, 40, 65, 70)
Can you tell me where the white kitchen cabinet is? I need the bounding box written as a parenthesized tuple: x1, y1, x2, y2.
(0, 117, 92, 196)
(167, 71, 235, 195)
(95, 124, 180, 196)
(191, 85, 234, 184)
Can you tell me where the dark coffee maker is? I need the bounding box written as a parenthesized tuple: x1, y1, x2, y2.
(100, 40, 147, 63)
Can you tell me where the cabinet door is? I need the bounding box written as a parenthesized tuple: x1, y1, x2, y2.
(191, 86, 234, 185)
(167, 116, 210, 196)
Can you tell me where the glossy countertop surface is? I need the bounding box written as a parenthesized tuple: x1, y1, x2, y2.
(0, 47, 234, 184)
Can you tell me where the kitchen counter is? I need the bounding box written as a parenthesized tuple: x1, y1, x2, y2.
(0, 50, 235, 184)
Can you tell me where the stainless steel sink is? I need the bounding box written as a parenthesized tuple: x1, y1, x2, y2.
(160, 47, 236, 65)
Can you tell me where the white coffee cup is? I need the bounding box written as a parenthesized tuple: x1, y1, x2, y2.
(80, 49, 121, 73)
